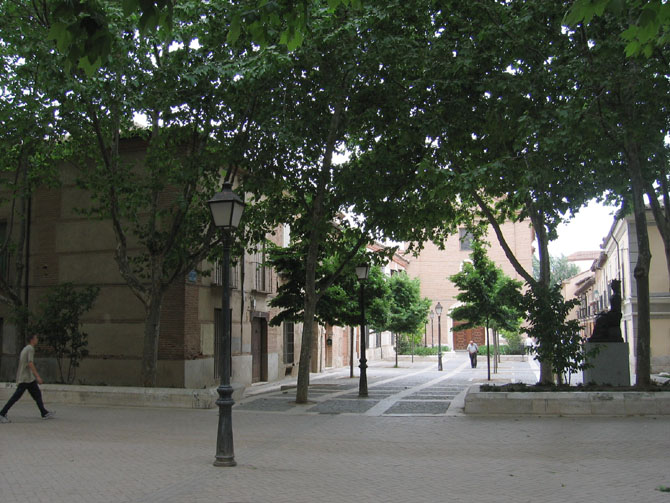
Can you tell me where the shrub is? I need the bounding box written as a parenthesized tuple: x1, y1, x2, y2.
(477, 344, 524, 356)
(401, 345, 450, 355)
(31, 283, 100, 384)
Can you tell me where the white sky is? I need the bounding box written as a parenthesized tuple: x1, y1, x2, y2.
(548, 198, 620, 269)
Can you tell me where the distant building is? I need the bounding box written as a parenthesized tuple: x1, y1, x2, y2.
(564, 210, 670, 375)
(404, 221, 534, 350)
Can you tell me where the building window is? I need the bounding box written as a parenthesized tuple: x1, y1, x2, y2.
(283, 322, 295, 364)
(459, 228, 473, 251)
(252, 244, 274, 293)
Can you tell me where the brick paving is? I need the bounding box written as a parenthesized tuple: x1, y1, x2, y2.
(1, 354, 669, 503)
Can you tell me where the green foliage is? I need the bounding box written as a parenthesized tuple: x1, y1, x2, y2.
(532, 254, 581, 286)
(500, 327, 524, 354)
(450, 240, 524, 334)
(268, 241, 391, 329)
(566, 0, 669, 57)
(387, 273, 431, 338)
(477, 344, 524, 356)
(398, 344, 450, 356)
(31, 283, 100, 384)
(523, 284, 593, 384)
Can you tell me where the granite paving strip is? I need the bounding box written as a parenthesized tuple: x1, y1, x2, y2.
(234, 397, 297, 412)
(383, 400, 452, 415)
(308, 399, 379, 414)
(364, 359, 471, 416)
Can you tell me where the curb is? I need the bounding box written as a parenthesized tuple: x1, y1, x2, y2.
(0, 382, 245, 409)
(464, 385, 670, 416)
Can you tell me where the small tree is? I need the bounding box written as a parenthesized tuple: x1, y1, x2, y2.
(31, 283, 100, 384)
(450, 240, 523, 380)
(386, 272, 431, 360)
(523, 284, 591, 385)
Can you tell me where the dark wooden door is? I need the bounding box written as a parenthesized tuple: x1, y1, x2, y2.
(251, 317, 268, 383)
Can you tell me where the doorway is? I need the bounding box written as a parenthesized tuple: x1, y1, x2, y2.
(251, 317, 268, 382)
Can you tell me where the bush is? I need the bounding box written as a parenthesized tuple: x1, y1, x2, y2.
(401, 345, 450, 355)
(477, 344, 524, 356)
(31, 283, 100, 384)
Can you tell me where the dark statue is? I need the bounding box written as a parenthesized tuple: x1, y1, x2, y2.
(588, 279, 623, 343)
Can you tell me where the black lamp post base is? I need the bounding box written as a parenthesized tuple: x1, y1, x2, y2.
(214, 385, 236, 468)
(438, 354, 443, 371)
(213, 457, 237, 467)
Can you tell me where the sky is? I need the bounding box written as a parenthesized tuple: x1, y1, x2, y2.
(547, 199, 620, 268)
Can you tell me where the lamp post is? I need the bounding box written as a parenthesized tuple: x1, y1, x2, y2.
(435, 302, 443, 371)
(355, 263, 370, 397)
(208, 182, 245, 468)
(430, 310, 435, 347)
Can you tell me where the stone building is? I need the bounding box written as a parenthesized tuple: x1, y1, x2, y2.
(404, 221, 534, 350)
(0, 155, 299, 389)
(567, 210, 670, 375)
(0, 142, 407, 390)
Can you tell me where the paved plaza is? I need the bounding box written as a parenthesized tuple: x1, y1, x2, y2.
(1, 354, 669, 503)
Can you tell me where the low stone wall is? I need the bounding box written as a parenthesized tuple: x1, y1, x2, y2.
(464, 385, 670, 416)
(0, 382, 245, 409)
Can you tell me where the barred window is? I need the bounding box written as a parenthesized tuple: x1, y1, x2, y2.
(283, 322, 295, 364)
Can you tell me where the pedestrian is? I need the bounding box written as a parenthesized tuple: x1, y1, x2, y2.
(524, 337, 534, 356)
(0, 333, 55, 423)
(467, 340, 478, 368)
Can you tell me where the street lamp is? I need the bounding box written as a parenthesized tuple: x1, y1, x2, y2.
(435, 302, 443, 371)
(208, 182, 245, 468)
(430, 310, 435, 347)
(355, 263, 370, 397)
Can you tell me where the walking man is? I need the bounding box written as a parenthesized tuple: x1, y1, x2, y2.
(467, 340, 478, 368)
(0, 333, 54, 423)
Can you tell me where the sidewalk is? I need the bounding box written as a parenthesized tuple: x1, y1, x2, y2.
(1, 395, 668, 503)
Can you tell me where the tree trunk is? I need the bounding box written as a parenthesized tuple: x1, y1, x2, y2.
(528, 204, 555, 384)
(486, 320, 491, 381)
(628, 151, 652, 387)
(141, 293, 164, 387)
(645, 177, 670, 291)
(295, 215, 323, 403)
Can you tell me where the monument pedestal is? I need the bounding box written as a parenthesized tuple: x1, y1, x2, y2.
(583, 342, 631, 386)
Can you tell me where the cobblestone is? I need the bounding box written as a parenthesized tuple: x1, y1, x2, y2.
(1, 354, 668, 503)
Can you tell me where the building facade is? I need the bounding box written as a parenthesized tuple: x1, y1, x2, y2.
(567, 211, 670, 375)
(0, 151, 406, 390)
(404, 221, 534, 350)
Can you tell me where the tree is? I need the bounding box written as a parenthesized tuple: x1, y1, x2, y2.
(523, 284, 591, 385)
(567, 10, 669, 386)
(44, 0, 362, 73)
(1, 0, 264, 386)
(267, 242, 391, 331)
(30, 283, 100, 384)
(450, 240, 523, 380)
(566, 0, 670, 57)
(416, 0, 606, 382)
(386, 272, 431, 341)
(240, 1, 441, 403)
(532, 254, 582, 286)
(0, 9, 62, 349)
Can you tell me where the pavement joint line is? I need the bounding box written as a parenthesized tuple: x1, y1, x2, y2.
(364, 359, 470, 416)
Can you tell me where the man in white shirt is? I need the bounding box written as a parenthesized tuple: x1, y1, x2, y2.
(0, 333, 54, 423)
(467, 340, 478, 368)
